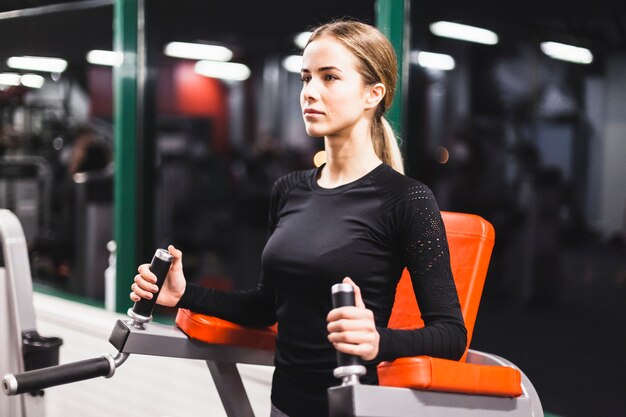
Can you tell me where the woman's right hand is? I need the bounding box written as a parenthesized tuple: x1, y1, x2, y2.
(129, 244, 186, 307)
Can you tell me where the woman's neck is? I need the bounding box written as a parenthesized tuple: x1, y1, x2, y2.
(318, 133, 382, 189)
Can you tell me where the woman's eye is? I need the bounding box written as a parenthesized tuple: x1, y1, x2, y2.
(323, 74, 337, 81)
(300, 75, 310, 83)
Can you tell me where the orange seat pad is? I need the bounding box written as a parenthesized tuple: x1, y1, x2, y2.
(176, 308, 277, 351)
(378, 356, 523, 397)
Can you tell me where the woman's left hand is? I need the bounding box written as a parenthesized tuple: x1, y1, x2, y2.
(327, 277, 380, 361)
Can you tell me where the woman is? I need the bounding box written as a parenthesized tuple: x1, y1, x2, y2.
(131, 20, 466, 417)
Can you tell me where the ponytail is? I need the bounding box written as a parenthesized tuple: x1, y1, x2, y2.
(372, 115, 404, 175)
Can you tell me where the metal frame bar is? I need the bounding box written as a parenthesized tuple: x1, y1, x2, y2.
(0, 210, 38, 344)
(207, 361, 256, 417)
(111, 320, 274, 365)
(109, 319, 273, 417)
(0, 209, 46, 417)
(108, 319, 542, 417)
(328, 349, 543, 417)
(329, 383, 523, 417)
(0, 0, 112, 20)
(113, 0, 139, 313)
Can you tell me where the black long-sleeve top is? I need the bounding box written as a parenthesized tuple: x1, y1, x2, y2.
(177, 163, 467, 417)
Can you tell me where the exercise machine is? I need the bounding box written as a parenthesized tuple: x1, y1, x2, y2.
(2, 210, 543, 417)
(0, 209, 60, 417)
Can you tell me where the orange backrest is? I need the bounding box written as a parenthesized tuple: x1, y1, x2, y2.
(387, 211, 495, 361)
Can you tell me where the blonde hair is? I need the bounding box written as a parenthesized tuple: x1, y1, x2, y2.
(307, 20, 404, 174)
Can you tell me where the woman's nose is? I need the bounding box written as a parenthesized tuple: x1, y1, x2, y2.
(301, 80, 319, 101)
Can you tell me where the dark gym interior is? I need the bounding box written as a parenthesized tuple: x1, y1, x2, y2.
(1, 1, 625, 416)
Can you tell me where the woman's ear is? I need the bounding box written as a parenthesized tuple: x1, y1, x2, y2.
(365, 83, 386, 109)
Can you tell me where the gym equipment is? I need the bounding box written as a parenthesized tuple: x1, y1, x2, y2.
(2, 210, 543, 417)
(70, 170, 114, 301)
(126, 248, 173, 328)
(0, 157, 53, 246)
(0, 209, 59, 417)
(2, 248, 172, 397)
(330, 283, 366, 386)
(325, 212, 542, 417)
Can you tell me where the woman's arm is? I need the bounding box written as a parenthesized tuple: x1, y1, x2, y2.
(175, 280, 277, 327)
(130, 245, 277, 327)
(376, 186, 467, 362)
(327, 183, 466, 362)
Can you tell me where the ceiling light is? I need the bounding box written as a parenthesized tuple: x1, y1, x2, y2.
(164, 42, 233, 61)
(195, 61, 250, 81)
(411, 51, 456, 71)
(282, 55, 302, 73)
(294, 31, 312, 49)
(20, 74, 45, 89)
(430, 21, 498, 45)
(7, 56, 67, 73)
(0, 72, 21, 86)
(86, 50, 123, 66)
(540, 41, 593, 64)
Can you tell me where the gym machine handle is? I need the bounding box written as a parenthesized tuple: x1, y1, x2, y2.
(128, 248, 174, 327)
(1, 249, 170, 397)
(331, 283, 366, 385)
(2, 353, 127, 396)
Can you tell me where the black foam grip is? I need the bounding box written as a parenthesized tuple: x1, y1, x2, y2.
(131, 250, 173, 318)
(331, 287, 361, 368)
(10, 356, 112, 395)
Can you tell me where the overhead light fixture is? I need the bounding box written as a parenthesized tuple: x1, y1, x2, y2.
(282, 55, 302, 73)
(430, 21, 498, 45)
(7, 56, 68, 73)
(195, 60, 250, 81)
(164, 42, 233, 62)
(540, 41, 593, 64)
(86, 50, 123, 66)
(0, 72, 21, 86)
(411, 51, 456, 71)
(20, 74, 45, 89)
(294, 31, 312, 49)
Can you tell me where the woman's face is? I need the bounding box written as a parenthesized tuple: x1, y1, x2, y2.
(300, 36, 373, 139)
